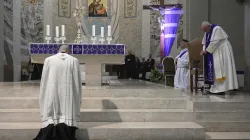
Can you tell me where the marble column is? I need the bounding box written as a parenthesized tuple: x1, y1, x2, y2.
(244, 4, 250, 92)
(0, 0, 4, 81)
(141, 10, 150, 58)
(13, 0, 21, 81)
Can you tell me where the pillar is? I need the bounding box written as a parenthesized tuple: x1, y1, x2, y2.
(0, 0, 4, 81)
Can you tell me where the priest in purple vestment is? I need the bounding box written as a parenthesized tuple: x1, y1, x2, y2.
(200, 21, 239, 94)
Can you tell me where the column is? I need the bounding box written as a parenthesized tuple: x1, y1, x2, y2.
(13, 0, 21, 81)
(141, 10, 151, 58)
(0, 0, 4, 81)
(184, 0, 209, 40)
(244, 4, 250, 92)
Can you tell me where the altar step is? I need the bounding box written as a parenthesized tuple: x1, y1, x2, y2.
(0, 97, 187, 109)
(0, 88, 183, 98)
(206, 132, 250, 140)
(193, 100, 250, 132)
(0, 122, 205, 140)
(0, 109, 193, 122)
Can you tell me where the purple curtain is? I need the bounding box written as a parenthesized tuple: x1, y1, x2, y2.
(163, 7, 182, 56)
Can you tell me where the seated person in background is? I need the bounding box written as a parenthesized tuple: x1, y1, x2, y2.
(146, 54, 155, 70)
(174, 39, 190, 90)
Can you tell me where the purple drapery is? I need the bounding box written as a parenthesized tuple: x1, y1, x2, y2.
(163, 7, 182, 56)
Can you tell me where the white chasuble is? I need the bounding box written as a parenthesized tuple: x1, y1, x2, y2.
(202, 26, 239, 93)
(174, 48, 190, 90)
(40, 53, 82, 128)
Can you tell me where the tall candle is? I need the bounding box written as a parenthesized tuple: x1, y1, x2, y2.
(92, 25, 95, 36)
(61, 25, 65, 37)
(108, 25, 111, 37)
(46, 25, 50, 36)
(101, 27, 104, 37)
(55, 26, 59, 37)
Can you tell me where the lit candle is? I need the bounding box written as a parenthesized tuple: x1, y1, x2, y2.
(101, 27, 104, 38)
(46, 25, 50, 36)
(55, 26, 59, 37)
(61, 25, 65, 37)
(108, 25, 111, 37)
(92, 25, 95, 36)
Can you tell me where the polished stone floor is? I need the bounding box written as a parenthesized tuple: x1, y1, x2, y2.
(0, 79, 249, 140)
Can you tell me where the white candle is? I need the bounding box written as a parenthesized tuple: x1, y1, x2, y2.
(46, 25, 50, 36)
(77, 29, 81, 34)
(55, 26, 59, 37)
(61, 25, 65, 37)
(101, 27, 104, 37)
(92, 25, 95, 36)
(108, 25, 111, 37)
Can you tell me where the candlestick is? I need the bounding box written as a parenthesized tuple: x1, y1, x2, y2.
(61, 25, 65, 37)
(46, 25, 50, 36)
(56, 26, 59, 37)
(101, 27, 104, 38)
(92, 25, 95, 37)
(108, 25, 111, 37)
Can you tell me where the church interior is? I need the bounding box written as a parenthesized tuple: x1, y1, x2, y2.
(0, 0, 250, 139)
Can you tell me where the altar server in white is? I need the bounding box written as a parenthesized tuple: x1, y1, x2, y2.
(174, 39, 190, 90)
(201, 21, 238, 94)
(39, 44, 82, 129)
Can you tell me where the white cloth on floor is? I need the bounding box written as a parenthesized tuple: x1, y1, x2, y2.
(39, 53, 82, 128)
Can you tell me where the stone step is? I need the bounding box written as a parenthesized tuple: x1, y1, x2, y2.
(206, 132, 250, 140)
(82, 76, 118, 83)
(0, 122, 205, 140)
(197, 121, 250, 132)
(194, 111, 250, 122)
(0, 109, 193, 122)
(0, 97, 187, 109)
(0, 88, 183, 98)
(194, 102, 250, 112)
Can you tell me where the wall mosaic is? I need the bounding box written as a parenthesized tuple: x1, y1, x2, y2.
(4, 0, 13, 65)
(21, 0, 44, 46)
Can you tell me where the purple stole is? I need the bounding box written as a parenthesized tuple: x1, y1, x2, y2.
(204, 24, 217, 85)
(179, 49, 188, 58)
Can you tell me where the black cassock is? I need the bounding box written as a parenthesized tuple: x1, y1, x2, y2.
(33, 123, 78, 140)
(125, 54, 136, 79)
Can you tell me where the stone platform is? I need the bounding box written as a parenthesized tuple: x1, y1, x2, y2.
(0, 80, 249, 139)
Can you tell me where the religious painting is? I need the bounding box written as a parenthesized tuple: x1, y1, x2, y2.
(124, 0, 137, 18)
(88, 0, 108, 17)
(58, 0, 71, 18)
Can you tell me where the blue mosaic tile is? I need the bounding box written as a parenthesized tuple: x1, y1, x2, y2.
(72, 45, 83, 54)
(29, 44, 125, 55)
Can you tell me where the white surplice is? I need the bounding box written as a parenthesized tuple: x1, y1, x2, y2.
(174, 48, 190, 90)
(39, 53, 82, 128)
(202, 26, 239, 93)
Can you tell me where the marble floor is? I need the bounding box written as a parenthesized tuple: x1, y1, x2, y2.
(0, 79, 249, 140)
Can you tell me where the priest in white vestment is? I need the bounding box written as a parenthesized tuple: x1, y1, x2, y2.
(174, 39, 190, 90)
(201, 21, 239, 94)
(35, 45, 82, 140)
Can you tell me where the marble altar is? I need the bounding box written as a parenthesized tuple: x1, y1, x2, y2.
(29, 43, 126, 86)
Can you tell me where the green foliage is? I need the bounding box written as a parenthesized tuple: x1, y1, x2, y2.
(149, 68, 164, 82)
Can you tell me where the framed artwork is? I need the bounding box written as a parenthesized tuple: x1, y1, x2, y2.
(58, 0, 71, 18)
(124, 0, 137, 18)
(88, 0, 108, 17)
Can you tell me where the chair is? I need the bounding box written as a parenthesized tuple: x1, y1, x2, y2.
(187, 39, 204, 93)
(162, 56, 175, 86)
